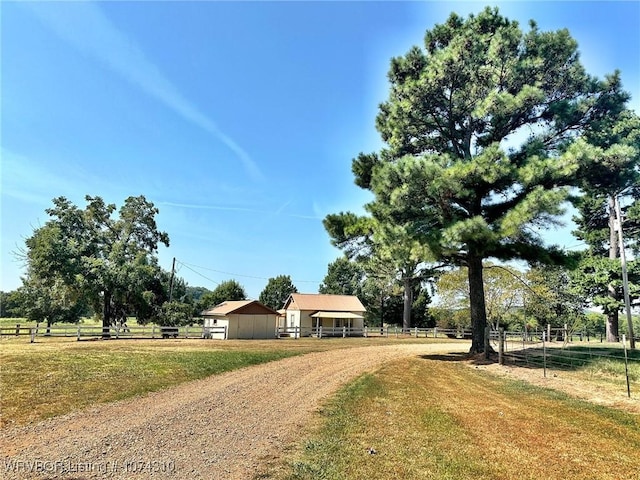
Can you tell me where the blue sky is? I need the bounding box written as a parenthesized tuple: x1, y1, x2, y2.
(2, 1, 639, 299)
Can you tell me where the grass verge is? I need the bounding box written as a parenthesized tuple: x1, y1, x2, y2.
(0, 337, 455, 428)
(0, 341, 300, 427)
(273, 357, 640, 480)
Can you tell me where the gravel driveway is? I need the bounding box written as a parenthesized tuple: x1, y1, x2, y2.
(2, 342, 468, 479)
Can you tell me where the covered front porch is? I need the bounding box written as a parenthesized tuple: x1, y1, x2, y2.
(311, 311, 364, 337)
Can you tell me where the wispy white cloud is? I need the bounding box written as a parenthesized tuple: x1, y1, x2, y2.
(0, 149, 73, 206)
(160, 200, 321, 220)
(22, 1, 263, 182)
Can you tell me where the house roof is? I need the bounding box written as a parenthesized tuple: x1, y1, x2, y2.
(283, 293, 366, 312)
(201, 300, 278, 316)
(311, 311, 364, 319)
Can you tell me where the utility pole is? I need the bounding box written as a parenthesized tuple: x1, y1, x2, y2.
(169, 257, 176, 303)
(614, 196, 635, 349)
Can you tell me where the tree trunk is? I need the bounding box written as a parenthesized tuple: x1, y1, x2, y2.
(102, 291, 112, 339)
(607, 196, 620, 342)
(402, 277, 413, 332)
(468, 255, 488, 354)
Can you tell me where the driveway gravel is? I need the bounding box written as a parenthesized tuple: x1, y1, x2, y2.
(1, 342, 468, 479)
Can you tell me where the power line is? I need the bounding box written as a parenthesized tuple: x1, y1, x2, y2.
(176, 260, 321, 284)
(177, 261, 220, 286)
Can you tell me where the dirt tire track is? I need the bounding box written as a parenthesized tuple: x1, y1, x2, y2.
(1, 342, 469, 479)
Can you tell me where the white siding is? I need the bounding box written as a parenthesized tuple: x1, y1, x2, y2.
(204, 318, 228, 340)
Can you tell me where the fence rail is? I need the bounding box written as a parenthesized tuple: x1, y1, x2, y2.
(0, 324, 227, 342)
(275, 326, 472, 339)
(488, 328, 640, 398)
(1, 324, 475, 342)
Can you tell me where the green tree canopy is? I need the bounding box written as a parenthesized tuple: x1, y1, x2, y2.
(319, 257, 365, 297)
(435, 263, 526, 331)
(571, 109, 640, 341)
(0, 290, 26, 318)
(199, 280, 247, 310)
(337, 7, 622, 352)
(259, 275, 298, 311)
(525, 265, 587, 334)
(22, 195, 169, 332)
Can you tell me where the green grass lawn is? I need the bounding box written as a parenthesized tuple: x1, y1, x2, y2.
(0, 337, 452, 427)
(0, 340, 301, 427)
(269, 356, 640, 480)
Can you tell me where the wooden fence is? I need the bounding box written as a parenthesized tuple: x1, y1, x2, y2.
(275, 326, 472, 339)
(0, 324, 228, 342)
(1, 323, 473, 342)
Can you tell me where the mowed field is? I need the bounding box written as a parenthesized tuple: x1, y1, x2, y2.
(0, 335, 452, 427)
(2, 336, 640, 480)
(273, 356, 640, 480)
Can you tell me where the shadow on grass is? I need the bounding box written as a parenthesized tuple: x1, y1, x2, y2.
(481, 344, 640, 375)
(419, 352, 481, 363)
(420, 345, 640, 376)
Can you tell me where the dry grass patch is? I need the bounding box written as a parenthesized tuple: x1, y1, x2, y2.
(0, 339, 302, 427)
(0, 337, 455, 428)
(276, 356, 640, 480)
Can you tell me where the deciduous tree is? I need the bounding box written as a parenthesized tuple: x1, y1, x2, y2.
(259, 275, 298, 311)
(435, 263, 526, 331)
(199, 280, 247, 310)
(319, 257, 365, 297)
(22, 195, 169, 334)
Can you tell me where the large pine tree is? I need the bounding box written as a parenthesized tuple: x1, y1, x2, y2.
(334, 8, 623, 353)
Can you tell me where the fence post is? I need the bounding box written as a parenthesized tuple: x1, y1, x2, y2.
(185, 325, 189, 339)
(622, 335, 631, 398)
(498, 328, 504, 365)
(224, 325, 228, 340)
(30, 328, 36, 343)
(414, 327, 418, 338)
(434, 327, 437, 338)
(547, 324, 551, 343)
(364, 326, 368, 338)
(15, 324, 21, 336)
(542, 332, 547, 378)
(343, 326, 346, 338)
(77, 325, 81, 341)
(152, 325, 156, 339)
(484, 326, 491, 360)
(563, 323, 568, 343)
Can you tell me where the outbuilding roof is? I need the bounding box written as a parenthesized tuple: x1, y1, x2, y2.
(283, 293, 365, 312)
(201, 300, 278, 316)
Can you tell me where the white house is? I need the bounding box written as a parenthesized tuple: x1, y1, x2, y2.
(201, 300, 279, 339)
(280, 293, 366, 336)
